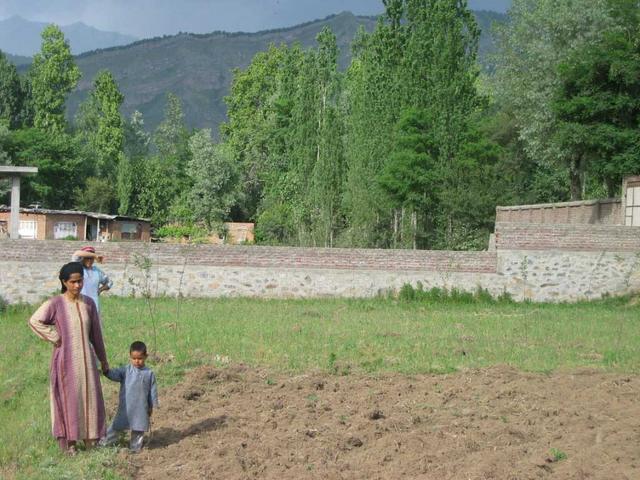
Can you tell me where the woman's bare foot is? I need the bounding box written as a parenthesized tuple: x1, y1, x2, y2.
(58, 438, 77, 456)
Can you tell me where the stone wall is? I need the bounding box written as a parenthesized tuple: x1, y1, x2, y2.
(1, 222, 639, 304)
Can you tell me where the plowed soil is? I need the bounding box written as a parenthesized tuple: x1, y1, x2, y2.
(117, 365, 640, 480)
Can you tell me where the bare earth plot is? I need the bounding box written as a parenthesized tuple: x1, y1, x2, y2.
(120, 364, 640, 480)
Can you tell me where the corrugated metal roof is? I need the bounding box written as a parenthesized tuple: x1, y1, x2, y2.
(0, 206, 150, 222)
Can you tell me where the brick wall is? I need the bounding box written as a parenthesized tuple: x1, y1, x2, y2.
(108, 220, 152, 242)
(496, 199, 622, 225)
(495, 223, 640, 252)
(0, 240, 497, 273)
(44, 214, 87, 240)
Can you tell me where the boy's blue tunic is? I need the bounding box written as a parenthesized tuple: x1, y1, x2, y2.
(106, 365, 158, 431)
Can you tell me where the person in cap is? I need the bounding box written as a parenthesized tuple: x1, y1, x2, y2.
(72, 246, 113, 313)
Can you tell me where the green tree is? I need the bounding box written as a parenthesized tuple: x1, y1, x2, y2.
(124, 110, 150, 160)
(133, 156, 178, 225)
(30, 25, 81, 134)
(0, 122, 10, 199)
(3, 128, 81, 208)
(117, 111, 150, 215)
(75, 176, 117, 213)
(16, 75, 35, 128)
(76, 70, 125, 179)
(307, 27, 345, 247)
(154, 93, 190, 165)
(116, 153, 133, 215)
(554, 0, 640, 197)
(0, 51, 24, 129)
(378, 108, 439, 248)
(187, 129, 240, 228)
(398, 0, 481, 248)
(223, 44, 302, 221)
(342, 16, 405, 248)
(344, 0, 482, 249)
(121, 95, 190, 224)
(493, 0, 613, 198)
(92, 70, 124, 179)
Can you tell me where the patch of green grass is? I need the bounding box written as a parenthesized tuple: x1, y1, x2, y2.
(550, 447, 568, 462)
(1, 295, 639, 478)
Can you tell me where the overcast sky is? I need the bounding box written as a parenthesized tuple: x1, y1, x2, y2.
(0, 0, 512, 38)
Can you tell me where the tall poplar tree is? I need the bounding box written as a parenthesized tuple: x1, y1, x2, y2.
(342, 10, 405, 248)
(91, 70, 124, 180)
(0, 51, 24, 129)
(120, 111, 150, 215)
(308, 27, 345, 246)
(401, 0, 481, 248)
(30, 25, 80, 134)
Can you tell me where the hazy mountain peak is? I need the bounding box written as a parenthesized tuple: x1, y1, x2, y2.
(0, 16, 138, 56)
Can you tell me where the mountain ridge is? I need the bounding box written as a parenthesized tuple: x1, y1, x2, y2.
(0, 15, 138, 56)
(5, 11, 506, 133)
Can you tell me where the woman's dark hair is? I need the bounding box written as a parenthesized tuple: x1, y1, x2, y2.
(130, 341, 147, 355)
(59, 262, 84, 293)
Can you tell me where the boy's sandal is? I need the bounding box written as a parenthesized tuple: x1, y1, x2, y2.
(65, 445, 78, 457)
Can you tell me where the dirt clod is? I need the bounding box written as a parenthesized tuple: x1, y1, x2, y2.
(182, 388, 204, 401)
(368, 409, 385, 420)
(346, 437, 363, 448)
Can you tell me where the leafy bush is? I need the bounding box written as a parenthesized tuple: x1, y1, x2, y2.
(396, 283, 514, 304)
(255, 204, 296, 245)
(154, 223, 209, 240)
(398, 283, 417, 301)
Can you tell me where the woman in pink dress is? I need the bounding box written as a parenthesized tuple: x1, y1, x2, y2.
(29, 262, 110, 455)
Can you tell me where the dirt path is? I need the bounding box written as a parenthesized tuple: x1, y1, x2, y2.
(119, 365, 640, 479)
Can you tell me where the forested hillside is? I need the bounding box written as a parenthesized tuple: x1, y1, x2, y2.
(65, 10, 502, 131)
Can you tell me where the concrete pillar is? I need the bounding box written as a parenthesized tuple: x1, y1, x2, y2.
(10, 175, 20, 239)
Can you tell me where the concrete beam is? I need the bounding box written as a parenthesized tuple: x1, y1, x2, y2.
(0, 166, 38, 177)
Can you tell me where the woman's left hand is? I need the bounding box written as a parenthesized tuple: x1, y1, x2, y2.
(101, 362, 110, 375)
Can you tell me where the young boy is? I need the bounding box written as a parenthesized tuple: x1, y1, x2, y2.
(102, 341, 158, 452)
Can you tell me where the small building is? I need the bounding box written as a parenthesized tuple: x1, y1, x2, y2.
(0, 207, 151, 241)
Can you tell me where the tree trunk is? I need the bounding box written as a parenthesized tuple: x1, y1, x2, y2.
(605, 177, 617, 198)
(569, 157, 583, 200)
(393, 209, 399, 248)
(412, 210, 417, 250)
(400, 207, 405, 245)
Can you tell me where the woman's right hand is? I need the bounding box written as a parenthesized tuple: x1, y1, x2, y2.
(54, 339, 62, 348)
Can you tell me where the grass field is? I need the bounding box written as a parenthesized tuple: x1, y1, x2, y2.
(1, 294, 639, 479)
